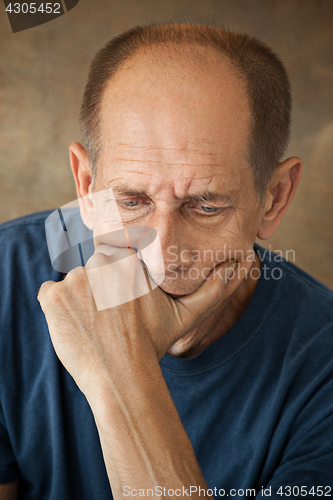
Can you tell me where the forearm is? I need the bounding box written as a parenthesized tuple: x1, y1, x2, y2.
(87, 357, 209, 499)
(37, 247, 232, 498)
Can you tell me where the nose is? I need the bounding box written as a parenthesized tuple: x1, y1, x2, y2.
(138, 209, 188, 279)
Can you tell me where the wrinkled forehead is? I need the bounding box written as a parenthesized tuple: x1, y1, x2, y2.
(101, 132, 232, 165)
(96, 44, 252, 191)
(95, 134, 255, 207)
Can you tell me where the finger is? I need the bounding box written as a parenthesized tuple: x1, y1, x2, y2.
(175, 261, 238, 329)
(37, 280, 56, 304)
(94, 244, 131, 257)
(85, 246, 148, 311)
(86, 246, 136, 270)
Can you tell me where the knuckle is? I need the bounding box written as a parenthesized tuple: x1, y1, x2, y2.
(43, 282, 62, 304)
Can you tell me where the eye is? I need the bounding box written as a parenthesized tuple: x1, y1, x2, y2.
(200, 205, 220, 213)
(124, 200, 139, 207)
(186, 202, 224, 217)
(122, 200, 140, 208)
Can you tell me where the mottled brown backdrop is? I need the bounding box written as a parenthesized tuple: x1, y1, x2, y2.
(0, 0, 332, 286)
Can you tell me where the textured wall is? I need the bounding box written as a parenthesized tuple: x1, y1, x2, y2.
(0, 0, 332, 286)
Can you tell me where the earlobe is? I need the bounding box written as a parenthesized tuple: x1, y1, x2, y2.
(69, 142, 95, 230)
(257, 157, 303, 240)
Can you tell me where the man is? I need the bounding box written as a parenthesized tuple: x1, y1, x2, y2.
(0, 24, 332, 499)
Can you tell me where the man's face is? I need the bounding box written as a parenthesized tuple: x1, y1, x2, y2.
(93, 46, 264, 299)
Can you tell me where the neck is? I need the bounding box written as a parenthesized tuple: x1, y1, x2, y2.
(167, 253, 261, 358)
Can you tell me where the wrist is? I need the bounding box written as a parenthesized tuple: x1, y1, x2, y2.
(84, 352, 162, 414)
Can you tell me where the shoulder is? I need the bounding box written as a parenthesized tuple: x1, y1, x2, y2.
(0, 210, 60, 300)
(255, 244, 333, 365)
(254, 247, 333, 445)
(0, 208, 94, 299)
(256, 243, 333, 317)
(0, 212, 60, 397)
(0, 210, 52, 232)
(0, 211, 52, 259)
(279, 254, 333, 303)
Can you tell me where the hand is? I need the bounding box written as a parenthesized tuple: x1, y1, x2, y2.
(38, 245, 236, 398)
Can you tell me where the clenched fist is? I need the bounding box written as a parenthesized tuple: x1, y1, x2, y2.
(38, 244, 236, 399)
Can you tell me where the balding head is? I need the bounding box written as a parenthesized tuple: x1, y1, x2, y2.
(98, 43, 250, 189)
(80, 24, 291, 198)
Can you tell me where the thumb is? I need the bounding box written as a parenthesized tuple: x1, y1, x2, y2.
(174, 261, 237, 331)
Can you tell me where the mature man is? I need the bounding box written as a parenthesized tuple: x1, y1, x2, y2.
(0, 24, 332, 500)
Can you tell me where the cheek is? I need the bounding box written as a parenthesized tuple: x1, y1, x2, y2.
(224, 207, 260, 247)
(216, 214, 260, 285)
(190, 211, 259, 269)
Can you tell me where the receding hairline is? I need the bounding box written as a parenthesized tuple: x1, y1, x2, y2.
(100, 27, 248, 103)
(100, 39, 246, 100)
(97, 41, 251, 176)
(80, 23, 292, 199)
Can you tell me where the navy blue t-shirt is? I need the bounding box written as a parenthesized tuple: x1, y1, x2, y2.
(0, 211, 333, 499)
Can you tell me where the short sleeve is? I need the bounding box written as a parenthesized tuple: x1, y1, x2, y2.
(0, 402, 19, 483)
(256, 387, 333, 497)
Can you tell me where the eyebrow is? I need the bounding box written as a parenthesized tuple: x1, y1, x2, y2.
(110, 185, 237, 204)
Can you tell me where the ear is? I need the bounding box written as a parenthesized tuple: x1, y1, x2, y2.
(257, 157, 303, 240)
(69, 142, 95, 230)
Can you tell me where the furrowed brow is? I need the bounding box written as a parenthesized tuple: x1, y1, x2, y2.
(111, 185, 236, 204)
(179, 192, 237, 204)
(111, 185, 149, 197)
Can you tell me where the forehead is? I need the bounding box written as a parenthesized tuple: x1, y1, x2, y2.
(96, 45, 253, 197)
